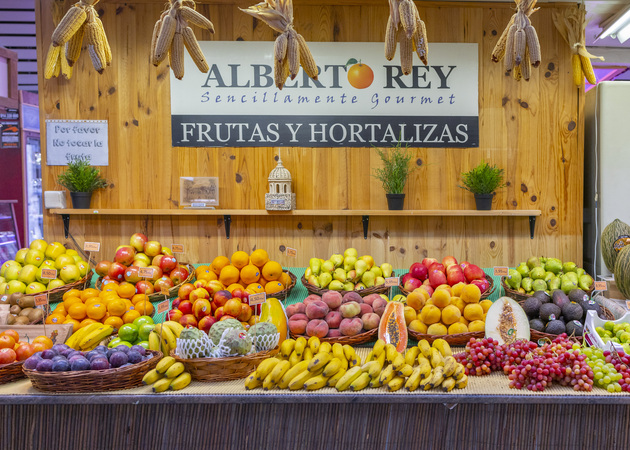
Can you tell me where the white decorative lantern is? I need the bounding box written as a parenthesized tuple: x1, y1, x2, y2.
(265, 156, 296, 211)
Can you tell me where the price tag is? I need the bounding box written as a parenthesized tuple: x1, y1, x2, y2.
(248, 292, 267, 306)
(626, 301, 630, 310)
(161, 287, 170, 297)
(83, 242, 101, 252)
(34, 294, 49, 307)
(286, 247, 297, 257)
(385, 277, 399, 287)
(139, 267, 155, 278)
(594, 281, 607, 291)
(157, 300, 170, 314)
(493, 267, 509, 277)
(171, 244, 184, 253)
(41, 269, 57, 279)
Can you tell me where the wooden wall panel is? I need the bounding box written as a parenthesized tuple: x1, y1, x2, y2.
(36, 0, 584, 269)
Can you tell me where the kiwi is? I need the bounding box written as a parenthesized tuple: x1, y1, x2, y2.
(18, 307, 33, 317)
(28, 308, 43, 323)
(9, 304, 21, 315)
(6, 314, 16, 325)
(9, 292, 22, 306)
(14, 315, 30, 325)
(17, 295, 35, 308)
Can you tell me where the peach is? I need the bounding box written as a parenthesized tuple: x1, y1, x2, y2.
(303, 294, 322, 307)
(306, 319, 329, 338)
(359, 303, 373, 316)
(361, 313, 380, 330)
(339, 317, 363, 336)
(321, 290, 342, 310)
(362, 293, 381, 307)
(342, 291, 363, 304)
(288, 317, 308, 335)
(372, 298, 388, 316)
(325, 311, 343, 329)
(327, 329, 343, 338)
(305, 300, 329, 320)
(339, 301, 361, 318)
(286, 303, 306, 318)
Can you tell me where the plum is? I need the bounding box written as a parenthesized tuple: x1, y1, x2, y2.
(106, 348, 118, 359)
(70, 358, 90, 371)
(52, 360, 71, 372)
(94, 345, 108, 354)
(109, 352, 129, 368)
(115, 345, 130, 354)
(41, 349, 56, 360)
(90, 358, 110, 370)
(85, 350, 102, 361)
(23, 356, 41, 370)
(52, 355, 67, 362)
(52, 344, 69, 353)
(36, 359, 54, 372)
(66, 350, 82, 359)
(127, 350, 143, 364)
(130, 345, 146, 356)
(59, 349, 74, 358)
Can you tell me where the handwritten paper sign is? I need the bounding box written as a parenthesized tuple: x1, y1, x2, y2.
(139, 268, 155, 278)
(286, 247, 297, 257)
(157, 300, 170, 314)
(385, 277, 399, 287)
(248, 293, 267, 306)
(34, 294, 49, 307)
(594, 281, 607, 291)
(41, 269, 57, 279)
(46, 120, 109, 165)
(83, 242, 101, 252)
(493, 267, 509, 277)
(171, 244, 184, 253)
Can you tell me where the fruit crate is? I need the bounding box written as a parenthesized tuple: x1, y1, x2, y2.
(289, 328, 378, 345)
(584, 310, 630, 353)
(0, 361, 24, 384)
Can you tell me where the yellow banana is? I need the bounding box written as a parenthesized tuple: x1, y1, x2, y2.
(404, 347, 420, 366)
(278, 360, 309, 389)
(303, 347, 314, 362)
(280, 338, 295, 358)
(163, 321, 183, 338)
(379, 364, 396, 385)
(170, 372, 191, 391)
(376, 351, 386, 369)
(418, 339, 432, 358)
(304, 374, 329, 390)
(349, 372, 371, 391)
(418, 358, 432, 380)
(255, 358, 280, 381)
(288, 369, 314, 390)
(327, 368, 346, 387)
(455, 375, 468, 389)
(294, 337, 307, 357)
(385, 344, 398, 363)
(268, 360, 291, 385)
(430, 348, 444, 368)
(405, 366, 422, 391)
(441, 376, 456, 392)
(369, 376, 383, 388)
(426, 366, 445, 390)
(165, 362, 185, 379)
(245, 372, 262, 390)
(152, 377, 172, 393)
(392, 354, 406, 372)
(398, 364, 413, 378)
(364, 350, 375, 363)
(154, 324, 177, 354)
(262, 371, 277, 391)
(332, 344, 348, 370)
(308, 351, 332, 373)
(361, 361, 381, 379)
(335, 366, 363, 391)
(452, 363, 466, 381)
(79, 324, 113, 350)
(322, 358, 343, 378)
(342, 345, 358, 366)
(148, 332, 162, 352)
(442, 356, 457, 378)
(289, 350, 302, 367)
(372, 339, 386, 357)
(156, 356, 176, 374)
(67, 323, 100, 349)
(387, 376, 405, 392)
(433, 338, 452, 357)
(307, 336, 320, 353)
(318, 342, 332, 354)
(142, 368, 163, 385)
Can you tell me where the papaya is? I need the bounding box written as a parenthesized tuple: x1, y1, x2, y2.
(259, 297, 288, 344)
(378, 301, 408, 352)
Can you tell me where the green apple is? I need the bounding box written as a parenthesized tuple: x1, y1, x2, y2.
(44, 242, 66, 260)
(72, 255, 83, 264)
(25, 282, 46, 294)
(47, 278, 65, 289)
(17, 264, 38, 285)
(7, 280, 26, 295)
(4, 265, 21, 282)
(29, 239, 48, 253)
(24, 249, 44, 267)
(40, 260, 56, 270)
(65, 249, 78, 257)
(59, 264, 81, 283)
(137, 323, 154, 341)
(14, 248, 29, 265)
(36, 267, 52, 285)
(77, 261, 89, 277)
(1, 260, 20, 277)
(343, 248, 358, 259)
(54, 254, 75, 270)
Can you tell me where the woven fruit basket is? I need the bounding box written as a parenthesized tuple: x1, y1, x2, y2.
(170, 347, 279, 382)
(289, 328, 378, 345)
(270, 271, 297, 301)
(0, 361, 25, 385)
(501, 276, 595, 304)
(529, 305, 614, 344)
(300, 272, 396, 298)
(408, 329, 485, 345)
(46, 269, 93, 303)
(399, 274, 496, 300)
(23, 350, 162, 393)
(96, 263, 195, 300)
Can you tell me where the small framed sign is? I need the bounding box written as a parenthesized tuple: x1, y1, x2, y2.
(84, 242, 101, 252)
(139, 267, 155, 278)
(157, 300, 170, 314)
(249, 292, 267, 306)
(41, 269, 57, 279)
(385, 277, 399, 287)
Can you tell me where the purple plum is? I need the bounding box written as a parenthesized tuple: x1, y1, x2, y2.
(23, 356, 41, 370)
(109, 352, 128, 368)
(70, 358, 90, 371)
(52, 360, 71, 372)
(36, 359, 54, 372)
(90, 358, 110, 370)
(126, 350, 143, 364)
(130, 345, 146, 356)
(41, 349, 56, 360)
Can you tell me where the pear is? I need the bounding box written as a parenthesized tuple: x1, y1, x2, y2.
(355, 260, 368, 278)
(309, 258, 321, 276)
(308, 275, 321, 288)
(506, 269, 522, 290)
(360, 255, 375, 269)
(562, 262, 577, 273)
(305, 267, 312, 278)
(318, 272, 332, 288)
(532, 279, 547, 292)
(330, 254, 344, 268)
(370, 266, 382, 278)
(347, 270, 358, 283)
(343, 282, 355, 291)
(521, 277, 533, 292)
(529, 267, 546, 280)
(578, 274, 594, 291)
(548, 276, 561, 291)
(561, 279, 578, 294)
(380, 263, 393, 278)
(344, 248, 358, 259)
(544, 271, 555, 282)
(527, 257, 541, 270)
(321, 260, 335, 273)
(543, 258, 562, 275)
(562, 272, 578, 283)
(361, 271, 376, 288)
(355, 282, 366, 290)
(375, 276, 385, 286)
(516, 264, 530, 278)
(576, 268, 585, 277)
(343, 256, 357, 272)
(328, 280, 344, 291)
(333, 268, 347, 283)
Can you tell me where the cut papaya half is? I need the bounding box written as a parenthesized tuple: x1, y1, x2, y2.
(378, 301, 408, 352)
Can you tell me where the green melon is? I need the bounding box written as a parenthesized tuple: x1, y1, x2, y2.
(614, 245, 630, 299)
(602, 219, 630, 272)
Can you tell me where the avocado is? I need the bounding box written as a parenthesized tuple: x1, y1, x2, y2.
(522, 297, 542, 319)
(533, 290, 551, 304)
(546, 319, 567, 335)
(566, 320, 583, 337)
(539, 303, 561, 323)
(561, 302, 584, 322)
(552, 290, 570, 309)
(581, 299, 603, 322)
(568, 289, 588, 304)
(529, 318, 545, 332)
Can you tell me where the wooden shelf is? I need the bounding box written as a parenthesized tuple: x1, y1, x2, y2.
(50, 209, 541, 240)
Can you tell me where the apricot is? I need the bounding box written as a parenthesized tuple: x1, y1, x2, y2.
(441, 305, 462, 325)
(419, 304, 441, 325)
(409, 319, 428, 333)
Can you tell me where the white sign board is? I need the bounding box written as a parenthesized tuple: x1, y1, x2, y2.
(46, 120, 108, 165)
(171, 42, 478, 148)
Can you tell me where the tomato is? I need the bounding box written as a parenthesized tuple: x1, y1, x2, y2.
(15, 343, 35, 362)
(0, 348, 17, 365)
(0, 330, 19, 343)
(0, 335, 16, 349)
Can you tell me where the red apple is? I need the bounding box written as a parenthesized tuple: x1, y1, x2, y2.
(179, 314, 198, 328)
(198, 315, 217, 333)
(429, 263, 445, 274)
(124, 266, 142, 284)
(101, 278, 119, 287)
(214, 306, 225, 320)
(143, 240, 162, 258)
(429, 270, 447, 288)
(447, 269, 466, 286)
(135, 280, 154, 295)
(153, 276, 174, 292)
(114, 246, 136, 266)
(460, 261, 472, 271)
(160, 255, 178, 274)
(237, 303, 253, 322)
(95, 260, 112, 277)
(108, 262, 126, 282)
(178, 283, 195, 300)
(223, 298, 242, 317)
(171, 298, 181, 310)
(408, 262, 428, 281)
(151, 255, 164, 268)
(464, 264, 485, 282)
(441, 256, 458, 269)
(471, 278, 490, 293)
(178, 300, 193, 316)
(401, 273, 415, 286)
(193, 298, 212, 319)
(168, 265, 188, 285)
(129, 233, 148, 252)
(189, 287, 210, 302)
(403, 277, 422, 291)
(146, 265, 162, 282)
(422, 258, 438, 270)
(213, 290, 232, 307)
(167, 309, 183, 322)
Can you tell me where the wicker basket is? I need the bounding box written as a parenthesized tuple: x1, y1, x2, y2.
(46, 269, 93, 303)
(271, 271, 297, 301)
(501, 276, 595, 303)
(399, 274, 496, 300)
(0, 361, 25, 385)
(300, 272, 396, 298)
(23, 350, 162, 393)
(170, 347, 278, 382)
(408, 329, 485, 345)
(96, 263, 195, 301)
(529, 305, 615, 344)
(289, 327, 378, 345)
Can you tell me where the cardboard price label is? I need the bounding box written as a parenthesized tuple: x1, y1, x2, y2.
(594, 281, 607, 291)
(385, 277, 399, 287)
(41, 269, 57, 279)
(493, 267, 509, 277)
(171, 244, 184, 253)
(83, 242, 101, 252)
(34, 294, 49, 307)
(139, 267, 155, 278)
(286, 247, 297, 257)
(157, 300, 170, 314)
(248, 292, 267, 306)
(161, 287, 170, 296)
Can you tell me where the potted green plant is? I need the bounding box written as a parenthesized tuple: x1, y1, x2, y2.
(372, 141, 416, 210)
(459, 161, 506, 210)
(57, 155, 108, 209)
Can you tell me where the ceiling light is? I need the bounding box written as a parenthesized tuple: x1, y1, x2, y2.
(597, 6, 630, 43)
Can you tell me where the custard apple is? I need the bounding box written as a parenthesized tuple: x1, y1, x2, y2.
(208, 319, 244, 345)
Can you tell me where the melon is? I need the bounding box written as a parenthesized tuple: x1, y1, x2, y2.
(485, 297, 530, 344)
(601, 219, 630, 272)
(614, 245, 630, 299)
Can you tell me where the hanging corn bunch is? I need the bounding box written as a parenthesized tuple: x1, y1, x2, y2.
(384, 0, 428, 74)
(44, 0, 111, 78)
(151, 0, 214, 80)
(45, 0, 73, 79)
(491, 0, 541, 82)
(552, 4, 603, 86)
(239, 0, 318, 89)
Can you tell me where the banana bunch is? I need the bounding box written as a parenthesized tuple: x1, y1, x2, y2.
(245, 336, 361, 391)
(143, 356, 192, 392)
(148, 321, 184, 357)
(65, 323, 114, 351)
(384, 0, 429, 75)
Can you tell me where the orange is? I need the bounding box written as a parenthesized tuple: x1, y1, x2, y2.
(107, 299, 127, 317)
(195, 265, 211, 279)
(86, 302, 107, 320)
(347, 63, 374, 89)
(211, 256, 230, 275)
(103, 316, 124, 330)
(79, 318, 98, 328)
(265, 281, 284, 295)
(53, 303, 67, 317)
(250, 249, 269, 268)
(219, 265, 240, 286)
(132, 294, 150, 305)
(261, 261, 282, 281)
(99, 289, 118, 300)
(134, 301, 154, 316)
(63, 318, 81, 333)
(230, 251, 250, 270)
(240, 264, 261, 284)
(80, 288, 101, 301)
(256, 277, 267, 287)
(122, 309, 141, 324)
(117, 282, 137, 299)
(85, 296, 102, 307)
(62, 289, 81, 301)
(67, 303, 87, 320)
(278, 271, 291, 288)
(32, 342, 47, 353)
(197, 269, 217, 282)
(32, 336, 53, 350)
(63, 295, 83, 311)
(46, 313, 66, 325)
(245, 283, 264, 294)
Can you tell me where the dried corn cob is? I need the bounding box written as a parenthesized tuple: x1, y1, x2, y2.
(85, 18, 106, 74)
(572, 54, 583, 86)
(521, 48, 531, 81)
(296, 32, 318, 79)
(95, 17, 111, 65)
(504, 24, 516, 72)
(150, 15, 164, 66)
(384, 0, 428, 75)
(170, 31, 185, 80)
(416, 17, 428, 65)
(399, 26, 413, 75)
(580, 54, 596, 85)
(180, 5, 215, 33)
(398, 0, 416, 40)
(524, 25, 540, 67)
(287, 29, 300, 80)
(274, 31, 288, 63)
(492, 15, 515, 63)
(154, 12, 177, 66)
(514, 28, 526, 66)
(66, 24, 85, 67)
(384, 15, 397, 61)
(44, 43, 61, 79)
(52, 5, 87, 47)
(182, 26, 209, 73)
(59, 44, 73, 79)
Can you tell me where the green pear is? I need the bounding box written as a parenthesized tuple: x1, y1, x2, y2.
(529, 267, 546, 280)
(305, 267, 312, 278)
(561, 279, 578, 294)
(343, 256, 357, 272)
(562, 272, 578, 283)
(370, 266, 383, 277)
(355, 282, 366, 290)
(361, 271, 376, 288)
(328, 280, 344, 291)
(333, 268, 347, 283)
(562, 262, 577, 273)
(354, 260, 368, 278)
(308, 275, 321, 288)
(548, 276, 561, 291)
(309, 258, 321, 276)
(344, 248, 358, 259)
(516, 264, 530, 278)
(544, 258, 562, 274)
(347, 270, 358, 282)
(527, 257, 541, 270)
(540, 257, 548, 264)
(506, 269, 522, 290)
(521, 277, 533, 292)
(321, 260, 335, 273)
(375, 276, 385, 286)
(544, 271, 555, 282)
(343, 282, 355, 291)
(532, 279, 548, 292)
(330, 254, 344, 268)
(518, 287, 526, 294)
(576, 268, 585, 277)
(318, 272, 332, 288)
(578, 274, 594, 291)
(380, 263, 393, 278)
